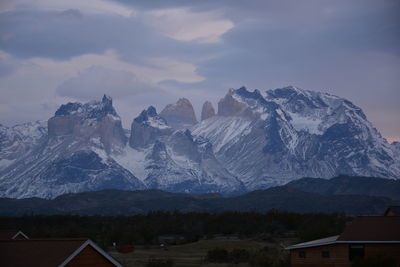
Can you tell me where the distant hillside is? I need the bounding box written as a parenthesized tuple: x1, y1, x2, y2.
(0, 186, 395, 216)
(286, 176, 400, 200)
(217, 186, 394, 215)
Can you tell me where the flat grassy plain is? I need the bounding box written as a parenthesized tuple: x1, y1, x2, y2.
(110, 237, 294, 267)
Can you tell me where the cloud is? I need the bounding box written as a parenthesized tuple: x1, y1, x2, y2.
(0, 7, 224, 64)
(56, 65, 158, 100)
(0, 0, 135, 17)
(0, 49, 205, 126)
(0, 50, 18, 77)
(141, 8, 234, 43)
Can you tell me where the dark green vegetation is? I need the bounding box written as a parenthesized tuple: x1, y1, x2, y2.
(112, 238, 289, 267)
(1, 176, 398, 216)
(1, 211, 348, 266)
(204, 247, 289, 267)
(287, 175, 400, 200)
(0, 211, 348, 247)
(145, 258, 174, 267)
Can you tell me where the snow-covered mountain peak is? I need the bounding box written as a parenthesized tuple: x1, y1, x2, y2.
(134, 106, 169, 130)
(221, 86, 372, 137)
(54, 95, 119, 120)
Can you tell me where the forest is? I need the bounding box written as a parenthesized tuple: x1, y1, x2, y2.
(0, 210, 349, 248)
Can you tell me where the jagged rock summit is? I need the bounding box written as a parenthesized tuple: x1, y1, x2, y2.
(160, 98, 198, 128)
(129, 106, 171, 149)
(201, 101, 215, 121)
(0, 95, 144, 199)
(48, 94, 127, 153)
(1, 86, 399, 199)
(116, 106, 244, 194)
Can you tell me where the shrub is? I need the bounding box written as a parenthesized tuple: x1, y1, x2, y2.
(146, 258, 174, 267)
(230, 248, 251, 264)
(249, 250, 272, 267)
(205, 248, 230, 263)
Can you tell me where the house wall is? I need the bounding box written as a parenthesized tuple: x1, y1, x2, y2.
(290, 243, 400, 267)
(365, 243, 400, 261)
(66, 246, 116, 267)
(384, 210, 394, 216)
(290, 244, 350, 267)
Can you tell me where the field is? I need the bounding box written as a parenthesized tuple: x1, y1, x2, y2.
(110, 237, 293, 267)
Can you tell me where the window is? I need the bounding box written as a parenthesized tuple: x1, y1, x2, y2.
(322, 251, 330, 258)
(349, 244, 364, 261)
(298, 251, 306, 258)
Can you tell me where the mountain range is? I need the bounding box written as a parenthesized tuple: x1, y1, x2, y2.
(0, 86, 399, 199)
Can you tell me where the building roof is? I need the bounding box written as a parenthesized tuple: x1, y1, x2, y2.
(384, 206, 400, 216)
(0, 239, 122, 267)
(286, 216, 400, 250)
(0, 230, 29, 240)
(338, 216, 400, 241)
(286, 235, 339, 250)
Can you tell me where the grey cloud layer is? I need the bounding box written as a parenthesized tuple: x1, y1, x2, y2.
(57, 66, 160, 100)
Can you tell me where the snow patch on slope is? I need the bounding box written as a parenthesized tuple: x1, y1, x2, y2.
(113, 146, 149, 181)
(192, 116, 252, 152)
(287, 111, 323, 135)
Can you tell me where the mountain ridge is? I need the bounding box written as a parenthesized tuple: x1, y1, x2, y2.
(0, 181, 396, 216)
(1, 86, 399, 199)
(286, 175, 400, 200)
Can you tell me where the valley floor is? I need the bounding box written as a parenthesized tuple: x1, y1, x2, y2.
(109, 237, 293, 267)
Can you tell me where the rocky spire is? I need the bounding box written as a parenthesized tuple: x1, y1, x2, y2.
(129, 106, 171, 149)
(160, 98, 198, 128)
(201, 101, 215, 121)
(217, 88, 248, 116)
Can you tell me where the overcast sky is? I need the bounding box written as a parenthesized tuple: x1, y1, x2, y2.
(0, 0, 399, 142)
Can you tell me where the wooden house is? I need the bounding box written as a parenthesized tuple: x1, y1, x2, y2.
(384, 206, 400, 216)
(286, 216, 400, 267)
(0, 238, 122, 267)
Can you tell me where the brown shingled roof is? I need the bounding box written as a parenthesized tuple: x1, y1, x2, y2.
(0, 239, 87, 267)
(337, 216, 400, 241)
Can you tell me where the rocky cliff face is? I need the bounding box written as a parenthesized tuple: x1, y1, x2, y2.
(201, 101, 215, 121)
(160, 98, 198, 128)
(48, 95, 126, 153)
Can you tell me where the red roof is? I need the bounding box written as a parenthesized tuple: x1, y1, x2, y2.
(385, 206, 400, 216)
(0, 239, 87, 267)
(287, 216, 400, 250)
(337, 216, 400, 241)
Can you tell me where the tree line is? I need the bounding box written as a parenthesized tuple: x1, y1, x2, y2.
(0, 210, 349, 248)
